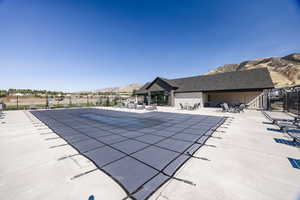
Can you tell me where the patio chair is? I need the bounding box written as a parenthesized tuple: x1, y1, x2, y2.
(179, 103, 184, 110)
(0, 104, 3, 117)
(136, 104, 145, 110)
(146, 104, 157, 111)
(222, 103, 238, 113)
(128, 103, 135, 109)
(191, 103, 199, 110)
(235, 104, 246, 113)
(222, 103, 230, 112)
(194, 102, 201, 110)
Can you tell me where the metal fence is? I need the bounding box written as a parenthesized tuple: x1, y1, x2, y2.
(283, 91, 300, 116)
(0, 95, 129, 110)
(268, 86, 300, 117)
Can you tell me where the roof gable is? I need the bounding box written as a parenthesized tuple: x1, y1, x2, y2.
(145, 77, 177, 91)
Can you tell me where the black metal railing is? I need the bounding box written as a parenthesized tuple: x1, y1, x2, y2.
(283, 90, 300, 116)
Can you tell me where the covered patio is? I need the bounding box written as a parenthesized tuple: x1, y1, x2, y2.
(135, 77, 177, 106)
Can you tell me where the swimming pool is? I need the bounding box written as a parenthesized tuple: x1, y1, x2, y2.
(31, 108, 225, 200)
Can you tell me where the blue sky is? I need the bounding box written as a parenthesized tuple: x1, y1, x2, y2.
(0, 0, 300, 92)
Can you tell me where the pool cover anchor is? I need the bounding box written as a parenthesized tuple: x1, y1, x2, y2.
(71, 168, 98, 180)
(40, 132, 54, 135)
(58, 153, 80, 161)
(203, 144, 216, 148)
(45, 137, 61, 141)
(37, 128, 49, 131)
(170, 176, 196, 186)
(123, 174, 196, 200)
(50, 143, 69, 149)
(213, 130, 226, 133)
(186, 152, 210, 161)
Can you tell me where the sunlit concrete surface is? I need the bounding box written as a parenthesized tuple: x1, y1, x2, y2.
(0, 107, 299, 200)
(0, 110, 126, 200)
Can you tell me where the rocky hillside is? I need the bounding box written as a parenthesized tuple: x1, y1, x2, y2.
(95, 83, 142, 93)
(206, 53, 300, 88)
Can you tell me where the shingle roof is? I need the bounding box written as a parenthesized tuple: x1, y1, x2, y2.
(135, 68, 274, 94)
(135, 82, 150, 94)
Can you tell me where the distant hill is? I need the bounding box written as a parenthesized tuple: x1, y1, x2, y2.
(95, 83, 143, 93)
(206, 53, 300, 88)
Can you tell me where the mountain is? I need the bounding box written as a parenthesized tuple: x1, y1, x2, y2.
(206, 53, 300, 88)
(95, 83, 143, 93)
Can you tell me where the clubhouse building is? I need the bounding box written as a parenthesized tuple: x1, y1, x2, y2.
(135, 68, 274, 109)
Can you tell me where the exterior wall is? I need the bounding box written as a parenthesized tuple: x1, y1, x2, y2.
(169, 90, 175, 106)
(174, 92, 203, 108)
(204, 91, 263, 106)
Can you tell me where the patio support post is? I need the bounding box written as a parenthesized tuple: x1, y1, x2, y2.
(170, 90, 174, 106)
(148, 91, 151, 105)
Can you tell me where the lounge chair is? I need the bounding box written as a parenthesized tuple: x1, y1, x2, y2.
(279, 124, 300, 145)
(287, 131, 300, 144)
(263, 110, 300, 125)
(277, 121, 300, 131)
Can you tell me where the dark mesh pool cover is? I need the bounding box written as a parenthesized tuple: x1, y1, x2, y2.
(31, 108, 224, 200)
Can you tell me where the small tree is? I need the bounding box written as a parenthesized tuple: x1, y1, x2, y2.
(113, 97, 118, 106)
(106, 96, 110, 106)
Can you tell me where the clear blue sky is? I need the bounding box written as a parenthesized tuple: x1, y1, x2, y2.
(0, 0, 300, 92)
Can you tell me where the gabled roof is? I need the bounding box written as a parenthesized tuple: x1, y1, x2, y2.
(145, 77, 177, 90)
(135, 68, 274, 94)
(135, 82, 151, 94)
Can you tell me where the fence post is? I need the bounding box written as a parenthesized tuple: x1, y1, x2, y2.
(297, 90, 300, 116)
(285, 92, 288, 112)
(46, 94, 49, 109)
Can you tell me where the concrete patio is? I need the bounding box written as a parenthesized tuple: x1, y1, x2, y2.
(0, 107, 299, 200)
